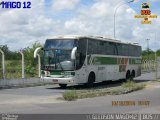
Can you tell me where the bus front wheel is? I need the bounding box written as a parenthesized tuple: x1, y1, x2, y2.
(59, 84, 67, 88)
(86, 72, 95, 87)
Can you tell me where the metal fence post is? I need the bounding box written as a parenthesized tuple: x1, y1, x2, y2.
(19, 50, 24, 79)
(0, 49, 5, 81)
(156, 57, 160, 79)
(37, 54, 41, 78)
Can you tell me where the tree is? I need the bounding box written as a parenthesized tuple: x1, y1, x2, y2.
(142, 49, 155, 60)
(23, 42, 43, 77)
(142, 49, 155, 56)
(0, 45, 20, 60)
(156, 49, 160, 56)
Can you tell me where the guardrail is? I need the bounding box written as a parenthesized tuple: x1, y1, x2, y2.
(0, 78, 53, 88)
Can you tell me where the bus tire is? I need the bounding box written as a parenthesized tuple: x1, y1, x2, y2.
(86, 72, 95, 88)
(131, 70, 135, 80)
(125, 70, 131, 81)
(59, 84, 67, 88)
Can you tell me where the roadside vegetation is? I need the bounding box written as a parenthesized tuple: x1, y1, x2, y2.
(62, 80, 146, 101)
(140, 49, 159, 72)
(157, 79, 160, 82)
(0, 42, 42, 79)
(122, 80, 146, 91)
(142, 49, 160, 60)
(63, 90, 78, 101)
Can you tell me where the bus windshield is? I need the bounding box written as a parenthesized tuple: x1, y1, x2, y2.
(44, 39, 76, 50)
(43, 39, 77, 71)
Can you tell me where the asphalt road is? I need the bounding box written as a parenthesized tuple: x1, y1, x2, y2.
(0, 72, 159, 114)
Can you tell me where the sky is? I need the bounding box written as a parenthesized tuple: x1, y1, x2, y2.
(0, 0, 159, 51)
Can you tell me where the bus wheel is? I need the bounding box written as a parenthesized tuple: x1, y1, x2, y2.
(125, 71, 131, 81)
(59, 84, 67, 88)
(87, 72, 95, 88)
(131, 70, 135, 80)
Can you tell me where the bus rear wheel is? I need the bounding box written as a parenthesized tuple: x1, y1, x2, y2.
(86, 72, 95, 88)
(59, 84, 67, 88)
(125, 71, 131, 81)
(131, 70, 135, 80)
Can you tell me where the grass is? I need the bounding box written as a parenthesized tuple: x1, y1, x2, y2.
(156, 79, 160, 82)
(63, 80, 146, 101)
(63, 90, 78, 101)
(0, 60, 39, 79)
(122, 80, 146, 91)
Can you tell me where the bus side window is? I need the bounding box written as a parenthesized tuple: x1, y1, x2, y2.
(108, 42, 115, 55)
(114, 44, 118, 55)
(117, 43, 123, 56)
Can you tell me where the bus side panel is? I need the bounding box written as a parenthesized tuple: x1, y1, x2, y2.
(74, 67, 87, 84)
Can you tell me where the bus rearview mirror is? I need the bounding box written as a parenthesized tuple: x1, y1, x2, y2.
(71, 47, 77, 60)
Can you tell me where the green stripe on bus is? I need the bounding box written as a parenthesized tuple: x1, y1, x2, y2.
(88, 56, 141, 65)
(93, 57, 117, 65)
(50, 71, 62, 75)
(50, 71, 75, 76)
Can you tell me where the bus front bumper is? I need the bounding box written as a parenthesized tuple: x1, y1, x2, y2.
(42, 77, 75, 84)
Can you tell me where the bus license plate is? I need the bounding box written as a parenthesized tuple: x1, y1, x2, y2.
(53, 79, 58, 82)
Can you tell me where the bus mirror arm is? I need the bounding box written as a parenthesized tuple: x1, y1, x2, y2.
(71, 47, 77, 60)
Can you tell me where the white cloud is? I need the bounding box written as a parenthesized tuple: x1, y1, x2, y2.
(152, 0, 159, 2)
(62, 0, 159, 51)
(52, 0, 80, 11)
(0, 0, 58, 50)
(63, 0, 133, 37)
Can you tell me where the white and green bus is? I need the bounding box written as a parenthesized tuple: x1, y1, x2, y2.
(41, 36, 142, 88)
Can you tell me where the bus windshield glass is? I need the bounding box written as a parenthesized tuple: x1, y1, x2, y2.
(44, 39, 76, 50)
(43, 39, 77, 71)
